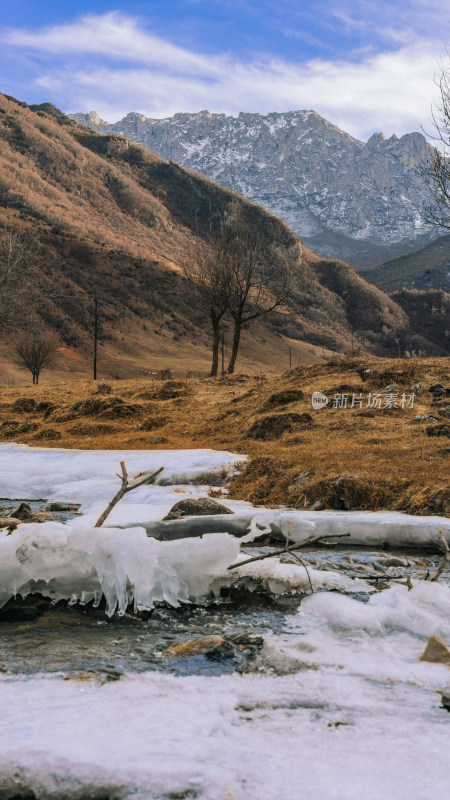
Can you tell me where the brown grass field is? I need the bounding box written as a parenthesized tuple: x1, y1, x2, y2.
(0, 356, 448, 517)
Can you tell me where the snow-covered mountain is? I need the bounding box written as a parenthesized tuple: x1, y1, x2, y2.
(72, 109, 436, 268)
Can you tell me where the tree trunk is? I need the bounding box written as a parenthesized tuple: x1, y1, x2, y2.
(227, 318, 242, 374)
(210, 319, 220, 377)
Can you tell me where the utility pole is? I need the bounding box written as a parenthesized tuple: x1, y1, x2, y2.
(93, 292, 98, 380)
(57, 291, 100, 379)
(221, 330, 225, 376)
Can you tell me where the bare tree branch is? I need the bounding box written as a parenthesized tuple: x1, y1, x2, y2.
(421, 56, 450, 230)
(227, 532, 351, 570)
(223, 205, 294, 373)
(0, 227, 61, 337)
(0, 228, 36, 332)
(94, 462, 164, 527)
(182, 201, 296, 375)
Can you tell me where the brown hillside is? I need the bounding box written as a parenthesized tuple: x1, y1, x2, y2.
(0, 93, 446, 379)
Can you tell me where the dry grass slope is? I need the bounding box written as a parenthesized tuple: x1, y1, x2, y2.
(0, 93, 448, 382)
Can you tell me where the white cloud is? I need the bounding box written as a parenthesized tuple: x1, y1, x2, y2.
(2, 12, 230, 77)
(0, 12, 446, 141)
(328, 0, 447, 44)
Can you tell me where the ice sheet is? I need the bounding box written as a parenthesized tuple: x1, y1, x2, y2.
(0, 519, 369, 613)
(0, 522, 240, 614)
(233, 557, 369, 595)
(0, 443, 246, 516)
(249, 508, 450, 548)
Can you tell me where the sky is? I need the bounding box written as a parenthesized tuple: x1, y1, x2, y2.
(0, 1, 449, 141)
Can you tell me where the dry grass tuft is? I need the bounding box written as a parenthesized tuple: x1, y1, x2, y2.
(262, 389, 304, 410)
(245, 412, 313, 440)
(149, 380, 191, 401)
(300, 474, 406, 511)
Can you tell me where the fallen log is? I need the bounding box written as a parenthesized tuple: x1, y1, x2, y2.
(113, 514, 255, 540)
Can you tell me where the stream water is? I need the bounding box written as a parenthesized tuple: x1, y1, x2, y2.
(0, 538, 442, 678)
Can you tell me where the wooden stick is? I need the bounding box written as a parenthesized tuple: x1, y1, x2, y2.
(227, 532, 351, 570)
(289, 550, 314, 594)
(94, 462, 164, 528)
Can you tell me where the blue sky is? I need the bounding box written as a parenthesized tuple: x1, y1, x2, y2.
(0, 1, 449, 140)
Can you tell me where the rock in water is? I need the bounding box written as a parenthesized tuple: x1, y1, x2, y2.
(167, 635, 232, 657)
(419, 635, 450, 666)
(42, 502, 81, 512)
(167, 632, 263, 661)
(163, 498, 233, 520)
(10, 502, 43, 523)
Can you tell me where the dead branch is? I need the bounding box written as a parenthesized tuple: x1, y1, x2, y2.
(227, 532, 351, 570)
(431, 530, 450, 582)
(94, 462, 164, 528)
(289, 550, 314, 594)
(344, 572, 408, 583)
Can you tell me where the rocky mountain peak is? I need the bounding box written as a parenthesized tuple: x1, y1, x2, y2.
(87, 111, 109, 127)
(71, 107, 436, 267)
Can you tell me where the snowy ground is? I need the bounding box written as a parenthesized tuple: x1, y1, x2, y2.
(0, 444, 449, 799)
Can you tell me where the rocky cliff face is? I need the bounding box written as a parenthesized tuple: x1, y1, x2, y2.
(72, 109, 436, 268)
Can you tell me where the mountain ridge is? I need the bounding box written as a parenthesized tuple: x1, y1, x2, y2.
(71, 107, 438, 268)
(369, 235, 450, 291)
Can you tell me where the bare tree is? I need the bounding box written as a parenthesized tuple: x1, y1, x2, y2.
(15, 330, 55, 384)
(224, 212, 292, 374)
(0, 228, 35, 332)
(183, 203, 293, 375)
(182, 215, 233, 377)
(422, 56, 450, 229)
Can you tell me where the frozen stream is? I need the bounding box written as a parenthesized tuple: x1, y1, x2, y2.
(0, 444, 449, 800)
